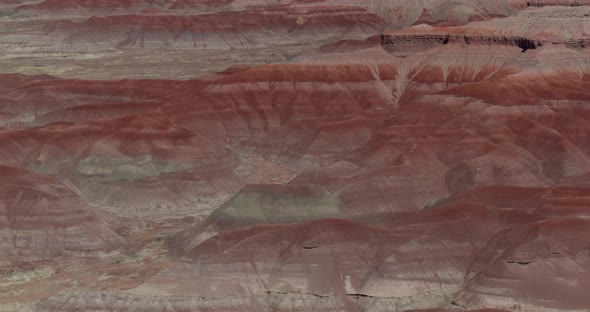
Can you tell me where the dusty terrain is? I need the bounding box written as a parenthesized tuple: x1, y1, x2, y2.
(2, 0, 590, 311)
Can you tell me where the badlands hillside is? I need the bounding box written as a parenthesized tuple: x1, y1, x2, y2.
(1, 0, 590, 311)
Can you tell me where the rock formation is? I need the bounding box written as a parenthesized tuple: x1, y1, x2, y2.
(0, 166, 126, 267)
(1, 0, 590, 311)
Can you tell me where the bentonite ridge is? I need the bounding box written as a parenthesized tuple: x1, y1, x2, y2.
(2, 0, 590, 311)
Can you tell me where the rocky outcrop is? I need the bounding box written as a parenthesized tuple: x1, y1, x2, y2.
(381, 33, 544, 51)
(527, 0, 590, 6)
(382, 7, 590, 53)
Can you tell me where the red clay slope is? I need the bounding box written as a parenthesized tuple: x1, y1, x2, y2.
(2, 1, 590, 312)
(0, 166, 126, 267)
